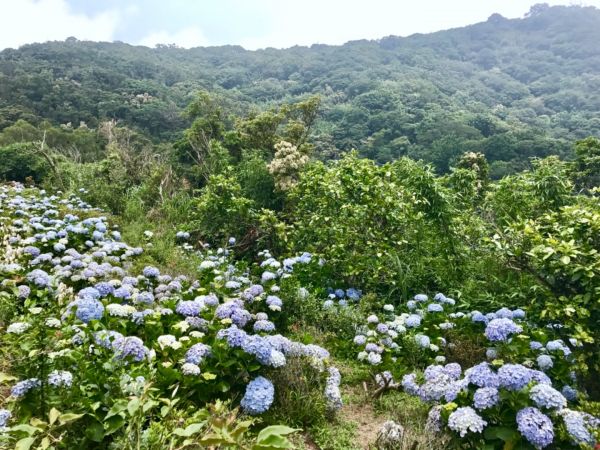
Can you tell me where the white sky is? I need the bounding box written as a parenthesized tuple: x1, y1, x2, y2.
(0, 0, 599, 50)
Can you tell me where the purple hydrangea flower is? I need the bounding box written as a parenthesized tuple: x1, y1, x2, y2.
(516, 407, 554, 448)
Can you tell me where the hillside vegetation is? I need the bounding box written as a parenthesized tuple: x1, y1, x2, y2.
(0, 3, 600, 450)
(1, 4, 600, 175)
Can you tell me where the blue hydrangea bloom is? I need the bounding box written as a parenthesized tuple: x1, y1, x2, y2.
(405, 314, 421, 328)
(529, 384, 567, 410)
(415, 334, 430, 348)
(253, 320, 275, 333)
(516, 407, 554, 448)
(0, 409, 11, 428)
(465, 363, 500, 388)
(11, 378, 41, 398)
(561, 385, 578, 401)
(142, 266, 160, 278)
(47, 370, 73, 388)
(484, 318, 523, 342)
(428, 303, 444, 313)
(559, 409, 596, 446)
(240, 376, 274, 415)
(537, 355, 553, 371)
(114, 336, 147, 362)
(185, 343, 212, 365)
(176, 300, 203, 317)
(498, 364, 532, 391)
(473, 387, 499, 410)
(75, 297, 104, 323)
(530, 341, 544, 351)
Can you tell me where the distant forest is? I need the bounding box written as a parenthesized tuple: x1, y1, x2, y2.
(1, 3, 599, 176)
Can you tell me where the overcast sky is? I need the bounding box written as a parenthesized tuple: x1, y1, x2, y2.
(0, 0, 599, 51)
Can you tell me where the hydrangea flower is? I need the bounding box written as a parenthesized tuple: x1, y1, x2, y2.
(324, 367, 343, 410)
(114, 336, 148, 362)
(405, 314, 421, 328)
(516, 407, 554, 448)
(418, 373, 453, 402)
(47, 370, 73, 388)
(367, 314, 379, 324)
(181, 363, 201, 376)
(7, 322, 31, 334)
(176, 300, 204, 317)
(254, 320, 276, 333)
(367, 352, 382, 365)
(529, 384, 567, 410)
(537, 355, 553, 371)
(465, 363, 500, 388)
(354, 335, 367, 345)
(428, 303, 444, 313)
(240, 376, 274, 415)
(185, 343, 212, 365)
(142, 266, 160, 278)
(497, 364, 532, 391)
(401, 373, 420, 395)
(561, 385, 578, 401)
(530, 341, 544, 351)
(473, 387, 499, 410)
(447, 407, 487, 437)
(558, 409, 597, 446)
(426, 405, 443, 433)
(484, 318, 523, 342)
(17, 285, 30, 299)
(0, 408, 11, 429)
(11, 378, 41, 398)
(74, 297, 104, 323)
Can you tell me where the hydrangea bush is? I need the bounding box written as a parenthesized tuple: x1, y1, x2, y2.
(0, 184, 341, 447)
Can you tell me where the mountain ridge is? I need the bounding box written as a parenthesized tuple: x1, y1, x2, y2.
(1, 4, 599, 175)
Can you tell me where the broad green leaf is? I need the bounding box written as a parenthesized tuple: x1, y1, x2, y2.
(15, 437, 36, 450)
(10, 424, 42, 435)
(127, 398, 140, 416)
(58, 413, 84, 425)
(173, 422, 205, 437)
(48, 408, 60, 426)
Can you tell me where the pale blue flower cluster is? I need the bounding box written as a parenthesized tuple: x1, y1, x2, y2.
(240, 376, 275, 415)
(484, 318, 523, 342)
(447, 407, 487, 437)
(516, 407, 554, 448)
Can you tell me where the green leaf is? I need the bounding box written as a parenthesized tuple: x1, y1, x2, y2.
(0, 373, 17, 383)
(15, 437, 36, 450)
(173, 422, 205, 437)
(104, 400, 128, 419)
(103, 415, 125, 435)
(58, 413, 84, 425)
(48, 408, 60, 426)
(127, 398, 140, 416)
(255, 425, 300, 448)
(40, 437, 50, 450)
(202, 372, 217, 381)
(10, 424, 42, 435)
(484, 426, 519, 443)
(85, 421, 105, 442)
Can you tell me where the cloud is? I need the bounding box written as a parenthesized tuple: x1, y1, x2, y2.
(138, 26, 209, 48)
(0, 0, 120, 50)
(237, 0, 600, 50)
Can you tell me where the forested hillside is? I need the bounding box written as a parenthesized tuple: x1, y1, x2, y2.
(1, 4, 600, 175)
